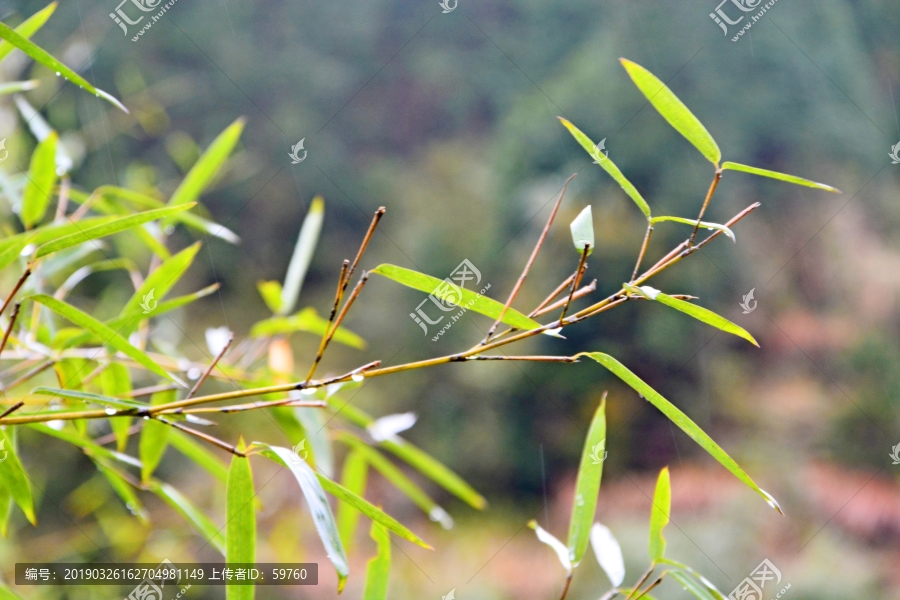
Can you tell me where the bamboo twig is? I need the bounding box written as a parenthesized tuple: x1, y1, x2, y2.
(305, 260, 349, 384)
(187, 332, 234, 398)
(632, 577, 663, 600)
(532, 272, 577, 316)
(631, 224, 653, 282)
(532, 280, 596, 317)
(624, 567, 654, 600)
(305, 273, 369, 382)
(0, 302, 20, 358)
(0, 401, 24, 419)
(3, 359, 53, 391)
(559, 574, 574, 600)
(154, 416, 247, 456)
(558, 245, 590, 323)
(689, 170, 722, 246)
(0, 269, 31, 319)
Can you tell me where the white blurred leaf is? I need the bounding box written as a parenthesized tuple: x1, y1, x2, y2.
(368, 412, 417, 443)
(590, 522, 625, 586)
(280, 196, 324, 315)
(529, 520, 572, 573)
(570, 206, 594, 255)
(205, 326, 232, 357)
(14, 94, 73, 175)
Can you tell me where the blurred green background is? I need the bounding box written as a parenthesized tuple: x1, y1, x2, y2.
(2, 0, 900, 597)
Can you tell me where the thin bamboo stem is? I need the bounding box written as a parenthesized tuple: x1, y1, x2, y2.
(187, 332, 233, 398)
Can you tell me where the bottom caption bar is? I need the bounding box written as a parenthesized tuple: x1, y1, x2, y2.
(15, 562, 317, 586)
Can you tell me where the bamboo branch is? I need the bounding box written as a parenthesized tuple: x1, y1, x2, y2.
(0, 269, 31, 319)
(689, 170, 722, 246)
(305, 272, 369, 383)
(624, 566, 654, 600)
(631, 224, 653, 282)
(558, 245, 590, 323)
(154, 416, 247, 456)
(187, 331, 234, 398)
(0, 302, 20, 358)
(0, 401, 24, 419)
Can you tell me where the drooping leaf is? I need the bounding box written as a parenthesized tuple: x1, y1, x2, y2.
(35, 204, 195, 258)
(559, 117, 651, 220)
(295, 406, 334, 478)
(139, 388, 176, 482)
(169, 117, 245, 206)
(251, 306, 366, 349)
(590, 523, 625, 587)
(569, 206, 595, 256)
(29, 295, 175, 380)
(659, 559, 726, 600)
(226, 442, 256, 600)
(120, 242, 201, 317)
(722, 162, 840, 193)
(0, 428, 35, 524)
(650, 216, 735, 242)
(370, 264, 540, 330)
(169, 430, 228, 483)
(99, 363, 133, 452)
(367, 412, 417, 443)
(250, 444, 349, 590)
(528, 520, 572, 573)
(94, 459, 149, 525)
(362, 520, 391, 600)
(0, 21, 126, 111)
(336, 450, 368, 553)
(648, 467, 671, 562)
(20, 131, 57, 228)
(147, 479, 225, 554)
(620, 58, 721, 165)
(567, 396, 606, 566)
(580, 352, 782, 513)
(0, 235, 35, 272)
(669, 570, 723, 600)
(14, 95, 73, 174)
(256, 280, 283, 314)
(0, 485, 12, 537)
(0, 2, 57, 64)
(624, 284, 758, 346)
(28, 423, 141, 468)
(31, 387, 145, 411)
(280, 196, 324, 315)
(0, 80, 38, 95)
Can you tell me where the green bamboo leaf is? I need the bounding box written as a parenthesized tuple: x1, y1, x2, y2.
(14, 95, 73, 175)
(21, 131, 57, 228)
(0, 485, 12, 537)
(28, 295, 175, 380)
(35, 204, 195, 258)
(558, 117, 651, 219)
(580, 352, 782, 513)
(249, 443, 349, 590)
(0, 581, 25, 600)
(721, 161, 840, 193)
(256, 281, 283, 314)
(227, 441, 256, 600)
(169, 430, 228, 483)
(94, 459, 149, 525)
(28, 423, 142, 468)
(251, 307, 366, 349)
(0, 235, 35, 272)
(121, 242, 201, 317)
(648, 467, 670, 561)
(624, 284, 758, 346)
(567, 395, 606, 567)
(0, 428, 34, 524)
(650, 216, 735, 242)
(370, 264, 540, 331)
(280, 196, 324, 314)
(326, 399, 486, 509)
(0, 20, 126, 112)
(670, 570, 722, 600)
(99, 363, 133, 452)
(620, 58, 721, 165)
(169, 117, 245, 206)
(31, 386, 145, 411)
(337, 432, 451, 529)
(0, 80, 38, 95)
(659, 559, 725, 599)
(337, 449, 368, 553)
(362, 520, 391, 600)
(0, 2, 57, 64)
(140, 388, 176, 482)
(147, 479, 225, 554)
(295, 407, 334, 478)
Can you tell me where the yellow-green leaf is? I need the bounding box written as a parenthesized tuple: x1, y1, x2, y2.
(362, 520, 391, 600)
(0, 428, 34, 524)
(94, 459, 149, 525)
(226, 442, 256, 600)
(580, 352, 782, 513)
(648, 467, 670, 561)
(567, 396, 606, 567)
(139, 388, 176, 482)
(28, 423, 141, 468)
(121, 241, 201, 317)
(251, 306, 366, 349)
(337, 449, 368, 553)
(169, 430, 228, 483)
(0, 2, 57, 64)
(620, 58, 721, 165)
(256, 280, 283, 314)
(559, 117, 651, 219)
(147, 479, 225, 554)
(169, 117, 245, 206)
(21, 131, 57, 228)
(370, 263, 540, 331)
(721, 161, 840, 193)
(99, 363, 133, 452)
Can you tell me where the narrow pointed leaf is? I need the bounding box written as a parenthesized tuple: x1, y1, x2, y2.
(620, 59, 721, 165)
(169, 430, 228, 483)
(121, 242, 201, 317)
(363, 520, 391, 600)
(0, 21, 126, 111)
(0, 236, 35, 272)
(94, 459, 149, 525)
(559, 117, 651, 219)
(99, 363, 133, 452)
(21, 131, 57, 228)
(528, 520, 572, 573)
(591, 523, 625, 586)
(280, 196, 324, 315)
(30, 387, 145, 410)
(337, 449, 368, 553)
(226, 445, 256, 600)
(371, 264, 540, 330)
(650, 216, 735, 242)
(139, 388, 176, 482)
(29, 295, 174, 380)
(567, 396, 606, 566)
(256, 281, 282, 314)
(251, 307, 366, 349)
(0, 486, 12, 537)
(625, 284, 758, 346)
(147, 480, 225, 554)
(14, 95, 73, 174)
(670, 570, 721, 600)
(721, 162, 840, 192)
(35, 204, 195, 258)
(580, 352, 782, 513)
(169, 117, 245, 206)
(28, 423, 142, 468)
(0, 428, 34, 524)
(0, 2, 57, 63)
(295, 406, 333, 478)
(660, 559, 726, 600)
(0, 80, 39, 95)
(648, 467, 670, 561)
